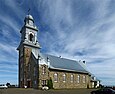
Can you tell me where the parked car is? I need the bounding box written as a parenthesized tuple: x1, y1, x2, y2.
(42, 86, 49, 90)
(91, 88, 115, 94)
(0, 84, 8, 89)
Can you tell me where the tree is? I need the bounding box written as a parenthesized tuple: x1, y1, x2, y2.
(47, 77, 53, 89)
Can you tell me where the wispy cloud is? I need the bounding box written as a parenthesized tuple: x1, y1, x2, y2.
(0, 0, 115, 85)
(35, 0, 115, 85)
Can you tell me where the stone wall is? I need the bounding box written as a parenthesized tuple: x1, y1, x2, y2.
(38, 65, 91, 89)
(19, 47, 32, 88)
(39, 64, 49, 88)
(49, 70, 89, 89)
(20, 54, 92, 89)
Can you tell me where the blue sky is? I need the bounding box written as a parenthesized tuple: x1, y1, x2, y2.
(0, 0, 115, 86)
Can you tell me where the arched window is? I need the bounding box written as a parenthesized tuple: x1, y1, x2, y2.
(70, 74, 74, 83)
(77, 75, 80, 83)
(63, 74, 66, 82)
(29, 33, 34, 42)
(42, 66, 46, 74)
(54, 73, 58, 82)
(83, 75, 86, 83)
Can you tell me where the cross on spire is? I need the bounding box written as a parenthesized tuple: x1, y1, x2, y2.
(28, 8, 31, 15)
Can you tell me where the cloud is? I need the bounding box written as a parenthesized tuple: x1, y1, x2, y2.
(88, 58, 115, 85)
(0, 0, 115, 85)
(0, 0, 26, 85)
(0, 42, 18, 62)
(0, 0, 25, 20)
(34, 0, 115, 85)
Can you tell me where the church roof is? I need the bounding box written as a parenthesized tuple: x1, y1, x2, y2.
(41, 54, 89, 74)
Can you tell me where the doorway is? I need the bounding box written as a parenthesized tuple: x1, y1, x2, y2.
(27, 80, 31, 88)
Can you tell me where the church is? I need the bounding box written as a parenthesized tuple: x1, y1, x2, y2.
(17, 14, 99, 89)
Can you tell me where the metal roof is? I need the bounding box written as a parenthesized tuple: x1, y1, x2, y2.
(41, 54, 89, 74)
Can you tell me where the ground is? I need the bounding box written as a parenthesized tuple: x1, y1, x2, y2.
(0, 88, 97, 94)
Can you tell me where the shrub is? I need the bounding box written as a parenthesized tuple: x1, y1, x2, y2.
(47, 78, 53, 89)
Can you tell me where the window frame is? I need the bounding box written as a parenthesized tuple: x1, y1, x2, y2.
(29, 33, 34, 41)
(83, 75, 86, 83)
(63, 74, 66, 82)
(54, 73, 58, 82)
(42, 66, 46, 75)
(77, 75, 80, 84)
(28, 32, 35, 42)
(70, 74, 74, 83)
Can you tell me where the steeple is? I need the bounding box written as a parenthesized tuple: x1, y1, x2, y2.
(24, 9, 34, 26)
(17, 14, 40, 88)
(24, 14, 34, 26)
(18, 14, 40, 49)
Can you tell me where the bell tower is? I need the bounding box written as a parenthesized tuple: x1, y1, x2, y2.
(17, 14, 40, 88)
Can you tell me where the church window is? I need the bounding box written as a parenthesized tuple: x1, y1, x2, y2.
(70, 74, 74, 83)
(83, 75, 86, 83)
(42, 80, 47, 86)
(29, 33, 34, 42)
(54, 73, 58, 82)
(77, 75, 80, 83)
(42, 66, 46, 74)
(63, 74, 66, 82)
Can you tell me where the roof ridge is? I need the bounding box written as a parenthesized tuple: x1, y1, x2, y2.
(42, 53, 78, 62)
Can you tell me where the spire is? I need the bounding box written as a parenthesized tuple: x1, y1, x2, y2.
(24, 8, 34, 25)
(18, 13, 40, 50)
(24, 15, 34, 26)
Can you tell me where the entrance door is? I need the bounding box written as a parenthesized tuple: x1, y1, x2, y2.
(27, 81, 31, 88)
(42, 80, 47, 86)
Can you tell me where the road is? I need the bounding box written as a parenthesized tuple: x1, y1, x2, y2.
(0, 88, 97, 94)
